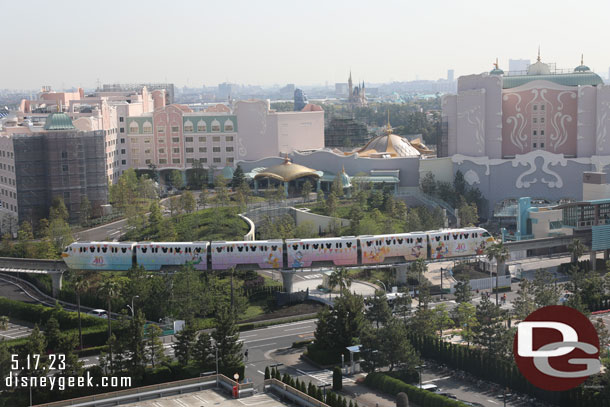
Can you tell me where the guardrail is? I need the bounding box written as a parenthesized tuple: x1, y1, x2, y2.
(264, 378, 330, 407)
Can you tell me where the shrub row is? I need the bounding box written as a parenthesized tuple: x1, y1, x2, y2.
(0, 297, 106, 330)
(364, 372, 469, 407)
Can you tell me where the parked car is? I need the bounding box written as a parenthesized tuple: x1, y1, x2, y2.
(417, 384, 439, 392)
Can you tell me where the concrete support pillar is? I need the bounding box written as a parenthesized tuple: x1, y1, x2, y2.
(50, 271, 63, 298)
(254, 179, 259, 194)
(396, 264, 408, 284)
(590, 251, 597, 271)
(283, 182, 289, 198)
(497, 260, 506, 276)
(316, 179, 321, 192)
(281, 270, 295, 293)
(604, 249, 609, 261)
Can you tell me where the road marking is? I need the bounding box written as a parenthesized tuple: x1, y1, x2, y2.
(248, 342, 276, 349)
(243, 331, 313, 343)
(239, 333, 259, 339)
(422, 376, 452, 384)
(285, 326, 311, 331)
(257, 370, 265, 375)
(487, 400, 498, 404)
(260, 320, 317, 330)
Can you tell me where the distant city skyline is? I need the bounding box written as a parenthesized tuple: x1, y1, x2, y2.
(2, 0, 610, 89)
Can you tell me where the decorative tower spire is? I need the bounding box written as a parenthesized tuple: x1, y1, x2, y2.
(494, 57, 499, 69)
(537, 46, 541, 62)
(581, 53, 584, 66)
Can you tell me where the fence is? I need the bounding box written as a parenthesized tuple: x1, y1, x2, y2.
(449, 274, 512, 292)
(264, 378, 330, 407)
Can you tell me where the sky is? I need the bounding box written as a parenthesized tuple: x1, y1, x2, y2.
(2, 0, 610, 90)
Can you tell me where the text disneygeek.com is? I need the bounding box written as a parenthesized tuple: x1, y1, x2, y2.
(4, 372, 132, 391)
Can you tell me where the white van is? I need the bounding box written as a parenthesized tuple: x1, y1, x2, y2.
(417, 384, 439, 392)
(88, 309, 108, 319)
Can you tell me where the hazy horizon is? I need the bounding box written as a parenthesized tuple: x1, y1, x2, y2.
(2, 0, 609, 90)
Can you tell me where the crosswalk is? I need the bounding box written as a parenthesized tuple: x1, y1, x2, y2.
(300, 274, 323, 280)
(296, 368, 354, 385)
(0, 322, 33, 340)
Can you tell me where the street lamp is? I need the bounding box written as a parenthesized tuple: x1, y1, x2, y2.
(375, 280, 387, 292)
(126, 295, 140, 317)
(317, 383, 330, 401)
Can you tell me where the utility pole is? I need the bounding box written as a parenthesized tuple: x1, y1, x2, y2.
(440, 267, 443, 300)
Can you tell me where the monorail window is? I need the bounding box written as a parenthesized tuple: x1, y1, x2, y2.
(122, 248, 127, 253)
(102, 247, 107, 253)
(141, 247, 147, 253)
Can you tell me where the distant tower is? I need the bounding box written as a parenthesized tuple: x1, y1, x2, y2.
(447, 69, 454, 82)
(348, 70, 353, 101)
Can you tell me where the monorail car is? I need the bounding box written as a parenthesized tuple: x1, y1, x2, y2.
(62, 227, 495, 271)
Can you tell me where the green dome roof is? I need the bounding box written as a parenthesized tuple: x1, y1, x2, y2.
(490, 67, 504, 75)
(574, 65, 591, 72)
(43, 113, 75, 130)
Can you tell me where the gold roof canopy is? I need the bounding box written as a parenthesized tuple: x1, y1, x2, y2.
(254, 158, 321, 182)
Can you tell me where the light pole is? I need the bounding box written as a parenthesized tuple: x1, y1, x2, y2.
(375, 280, 387, 292)
(126, 295, 140, 317)
(215, 346, 219, 388)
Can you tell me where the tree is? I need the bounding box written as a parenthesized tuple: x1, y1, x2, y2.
(147, 324, 166, 368)
(46, 316, 61, 351)
(99, 277, 121, 368)
(594, 318, 610, 351)
(365, 293, 392, 329)
(473, 295, 506, 355)
(213, 307, 243, 372)
(332, 173, 345, 197)
(174, 321, 197, 365)
(328, 267, 352, 297)
(433, 304, 454, 340)
(170, 170, 184, 190)
(79, 195, 92, 226)
(0, 315, 8, 331)
(0, 341, 10, 381)
(180, 190, 196, 213)
(194, 332, 213, 368)
(187, 160, 207, 189)
(264, 366, 270, 380)
(168, 195, 180, 216)
(232, 165, 246, 188)
(24, 325, 47, 377)
(314, 292, 366, 351)
(50, 196, 69, 222)
(126, 309, 147, 375)
(148, 201, 163, 238)
(568, 238, 587, 264)
(197, 189, 209, 210)
(512, 279, 536, 320)
(396, 392, 410, 407)
(73, 271, 92, 349)
(458, 200, 478, 226)
(485, 241, 509, 305)
(332, 366, 342, 391)
(380, 317, 420, 371)
(453, 170, 466, 196)
(301, 180, 313, 201)
(213, 175, 230, 207)
(420, 172, 436, 195)
(56, 332, 82, 376)
(532, 269, 561, 308)
(48, 216, 73, 254)
(455, 302, 477, 347)
(454, 277, 472, 303)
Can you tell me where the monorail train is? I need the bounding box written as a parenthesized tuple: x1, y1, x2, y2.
(62, 227, 494, 271)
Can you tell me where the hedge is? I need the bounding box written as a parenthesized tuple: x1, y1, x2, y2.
(0, 297, 106, 330)
(364, 372, 469, 407)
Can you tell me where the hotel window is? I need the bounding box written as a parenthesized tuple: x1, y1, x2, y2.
(541, 118, 545, 123)
(172, 137, 179, 143)
(121, 149, 125, 154)
(184, 122, 194, 132)
(120, 128, 124, 133)
(144, 139, 151, 144)
(186, 158, 194, 163)
(159, 159, 167, 164)
(173, 148, 180, 154)
(199, 136, 206, 142)
(132, 159, 140, 166)
(213, 147, 221, 153)
(200, 158, 207, 163)
(186, 147, 194, 153)
(172, 158, 180, 164)
(131, 148, 139, 155)
(533, 105, 538, 111)
(227, 157, 234, 163)
(199, 147, 207, 152)
(541, 130, 545, 136)
(159, 138, 165, 143)
(171, 126, 179, 133)
(533, 143, 537, 148)
(129, 123, 139, 133)
(119, 117, 124, 122)
(185, 137, 193, 142)
(226, 136, 233, 142)
(143, 122, 153, 133)
(61, 151, 68, 159)
(159, 148, 165, 154)
(144, 149, 151, 154)
(533, 118, 537, 124)
(120, 138, 125, 143)
(131, 138, 138, 143)
(226, 147, 234, 152)
(541, 105, 545, 111)
(62, 165, 68, 172)
(121, 160, 126, 165)
(213, 157, 221, 163)
(541, 142, 545, 148)
(224, 121, 234, 131)
(145, 159, 151, 164)
(211, 121, 220, 132)
(213, 136, 220, 142)
(158, 127, 165, 133)
(197, 121, 206, 132)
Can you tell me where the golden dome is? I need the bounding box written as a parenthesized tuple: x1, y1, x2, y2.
(355, 132, 421, 158)
(254, 157, 321, 182)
